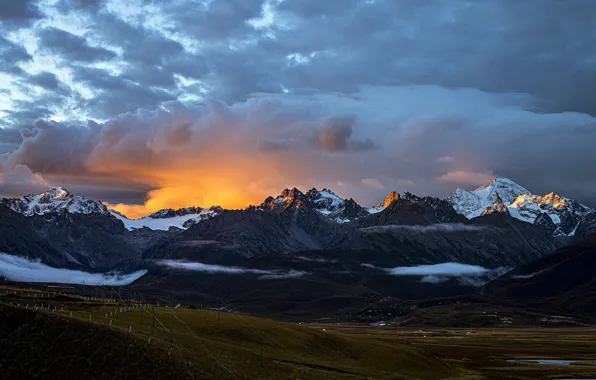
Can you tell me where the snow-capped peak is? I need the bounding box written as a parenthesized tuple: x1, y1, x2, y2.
(447, 177, 530, 218)
(1, 186, 108, 216)
(471, 177, 531, 206)
(46, 186, 71, 200)
(448, 177, 595, 238)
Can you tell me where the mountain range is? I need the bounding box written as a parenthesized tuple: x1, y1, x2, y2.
(0, 177, 593, 319)
(4, 177, 593, 240)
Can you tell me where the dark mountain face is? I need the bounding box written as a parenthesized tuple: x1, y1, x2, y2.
(342, 212, 557, 269)
(482, 233, 596, 315)
(0, 206, 67, 269)
(533, 212, 557, 235)
(144, 198, 351, 262)
(144, 208, 308, 261)
(0, 205, 140, 271)
(358, 194, 466, 226)
(576, 210, 596, 237)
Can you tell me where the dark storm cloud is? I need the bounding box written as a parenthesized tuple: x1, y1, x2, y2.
(37, 27, 116, 62)
(317, 117, 378, 153)
(0, 128, 23, 154)
(0, 101, 57, 130)
(71, 66, 176, 117)
(54, 0, 105, 13)
(122, 64, 176, 88)
(0, 37, 31, 73)
(87, 13, 184, 65)
(155, 0, 263, 41)
(0, 0, 42, 23)
(28, 71, 60, 90)
(9, 119, 101, 174)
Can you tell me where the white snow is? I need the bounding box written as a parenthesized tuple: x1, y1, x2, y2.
(448, 177, 595, 235)
(317, 190, 343, 208)
(110, 209, 216, 231)
(0, 253, 147, 285)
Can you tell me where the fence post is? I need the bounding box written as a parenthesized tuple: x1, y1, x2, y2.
(169, 314, 173, 352)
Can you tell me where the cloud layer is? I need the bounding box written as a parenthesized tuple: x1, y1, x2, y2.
(364, 262, 510, 286)
(1, 0, 595, 214)
(0, 253, 147, 285)
(157, 259, 308, 280)
(358, 224, 492, 234)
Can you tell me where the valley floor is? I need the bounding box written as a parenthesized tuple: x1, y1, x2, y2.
(1, 285, 596, 379)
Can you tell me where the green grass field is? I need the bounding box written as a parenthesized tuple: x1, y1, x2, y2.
(2, 285, 596, 379)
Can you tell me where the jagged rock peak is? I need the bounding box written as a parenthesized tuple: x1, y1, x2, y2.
(148, 206, 205, 219)
(260, 186, 369, 223)
(480, 191, 510, 216)
(280, 187, 306, 199)
(481, 203, 510, 217)
(382, 191, 401, 208)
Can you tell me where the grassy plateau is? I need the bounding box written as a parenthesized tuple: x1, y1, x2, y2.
(1, 285, 596, 379)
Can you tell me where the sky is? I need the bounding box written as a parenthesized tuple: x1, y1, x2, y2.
(0, 0, 595, 218)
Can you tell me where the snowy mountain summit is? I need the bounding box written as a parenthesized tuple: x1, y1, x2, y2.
(1, 186, 108, 216)
(448, 177, 594, 237)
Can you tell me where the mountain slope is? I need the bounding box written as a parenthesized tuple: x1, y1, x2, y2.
(359, 193, 466, 226)
(0, 305, 189, 380)
(0, 204, 140, 270)
(344, 208, 556, 269)
(482, 232, 596, 315)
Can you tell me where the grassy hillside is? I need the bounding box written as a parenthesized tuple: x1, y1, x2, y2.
(3, 286, 596, 379)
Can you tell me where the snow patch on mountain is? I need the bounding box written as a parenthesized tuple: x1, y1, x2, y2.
(111, 208, 220, 231)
